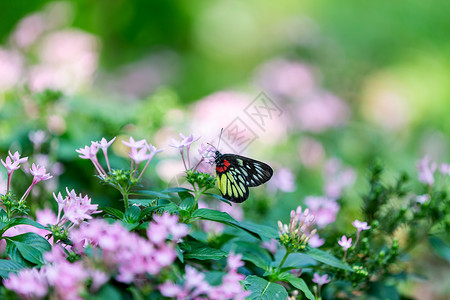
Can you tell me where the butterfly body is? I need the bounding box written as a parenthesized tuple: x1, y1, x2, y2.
(214, 150, 273, 203)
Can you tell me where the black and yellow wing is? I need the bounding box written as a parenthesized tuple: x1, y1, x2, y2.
(215, 153, 273, 203)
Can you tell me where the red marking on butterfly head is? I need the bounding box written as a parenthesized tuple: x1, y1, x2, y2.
(223, 160, 230, 167)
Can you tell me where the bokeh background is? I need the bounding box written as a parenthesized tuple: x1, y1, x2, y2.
(1, 1, 450, 299)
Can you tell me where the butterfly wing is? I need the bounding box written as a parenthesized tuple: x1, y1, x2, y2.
(216, 154, 273, 203)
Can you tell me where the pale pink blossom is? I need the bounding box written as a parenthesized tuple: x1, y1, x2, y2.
(338, 235, 352, 250)
(298, 137, 325, 169)
(267, 167, 296, 193)
(416, 194, 430, 205)
(0, 48, 23, 92)
(3, 268, 48, 298)
(324, 158, 356, 199)
(297, 92, 350, 133)
(440, 163, 450, 176)
(417, 155, 437, 186)
(353, 219, 371, 246)
(304, 196, 340, 228)
(312, 273, 330, 286)
(122, 136, 146, 149)
(308, 234, 325, 248)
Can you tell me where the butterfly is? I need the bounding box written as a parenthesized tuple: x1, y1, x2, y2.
(213, 149, 273, 203)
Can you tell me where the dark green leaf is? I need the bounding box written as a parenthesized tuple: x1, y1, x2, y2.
(184, 246, 227, 261)
(204, 193, 232, 206)
(175, 244, 184, 263)
(429, 236, 450, 263)
(0, 259, 25, 278)
(7, 233, 52, 253)
(14, 242, 45, 265)
(244, 275, 288, 300)
(162, 187, 193, 193)
(132, 190, 171, 199)
(139, 205, 163, 221)
(5, 242, 30, 267)
(304, 247, 352, 271)
(238, 221, 278, 241)
(279, 273, 314, 300)
(191, 209, 268, 240)
(179, 196, 195, 211)
(124, 206, 141, 223)
(272, 251, 317, 269)
(101, 207, 124, 219)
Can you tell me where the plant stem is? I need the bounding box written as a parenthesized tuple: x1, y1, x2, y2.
(278, 249, 291, 270)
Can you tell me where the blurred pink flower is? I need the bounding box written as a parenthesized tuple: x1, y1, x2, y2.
(298, 137, 325, 169)
(12, 13, 48, 49)
(45, 260, 88, 300)
(439, 163, 450, 176)
(308, 234, 325, 248)
(262, 239, 278, 254)
(0, 48, 23, 92)
(255, 59, 316, 100)
(312, 273, 330, 286)
(338, 235, 352, 250)
(296, 92, 350, 133)
(417, 155, 436, 186)
(304, 196, 340, 228)
(416, 194, 430, 205)
(324, 158, 356, 199)
(267, 167, 296, 193)
(3, 268, 48, 299)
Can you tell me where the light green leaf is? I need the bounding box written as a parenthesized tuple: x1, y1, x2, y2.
(244, 275, 288, 300)
(183, 246, 228, 261)
(279, 273, 314, 300)
(124, 206, 141, 223)
(304, 247, 352, 271)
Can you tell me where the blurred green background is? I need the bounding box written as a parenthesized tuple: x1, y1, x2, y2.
(1, 1, 450, 298)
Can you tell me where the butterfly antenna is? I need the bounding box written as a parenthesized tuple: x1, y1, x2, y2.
(217, 128, 223, 150)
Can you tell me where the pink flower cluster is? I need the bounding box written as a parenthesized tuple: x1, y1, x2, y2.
(53, 188, 100, 225)
(4, 246, 108, 300)
(76, 136, 163, 180)
(70, 213, 188, 283)
(159, 253, 249, 300)
(304, 196, 340, 229)
(169, 133, 201, 171)
(1, 151, 52, 202)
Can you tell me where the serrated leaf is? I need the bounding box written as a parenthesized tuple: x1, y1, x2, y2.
(244, 275, 288, 300)
(304, 247, 352, 271)
(101, 207, 124, 219)
(0, 259, 25, 278)
(124, 206, 141, 223)
(278, 273, 314, 300)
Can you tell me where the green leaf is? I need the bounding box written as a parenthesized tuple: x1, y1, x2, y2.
(132, 190, 171, 199)
(180, 241, 228, 261)
(162, 187, 193, 193)
(14, 242, 45, 265)
(238, 221, 278, 241)
(101, 207, 124, 219)
(203, 193, 232, 206)
(5, 233, 51, 266)
(139, 205, 163, 221)
(304, 247, 352, 271)
(429, 235, 450, 263)
(124, 206, 141, 223)
(5, 242, 30, 267)
(244, 275, 288, 300)
(0, 259, 25, 278)
(179, 196, 195, 211)
(272, 251, 317, 269)
(278, 273, 314, 300)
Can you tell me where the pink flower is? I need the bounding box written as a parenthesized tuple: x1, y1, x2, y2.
(30, 163, 52, 183)
(416, 194, 430, 204)
(440, 163, 450, 176)
(338, 235, 352, 250)
(267, 167, 296, 193)
(98, 137, 116, 172)
(54, 188, 99, 225)
(3, 268, 48, 298)
(324, 158, 356, 199)
(1, 156, 20, 174)
(76, 142, 106, 177)
(122, 136, 146, 149)
(417, 155, 437, 186)
(9, 151, 28, 164)
(0, 48, 23, 92)
(227, 253, 245, 270)
(159, 281, 183, 297)
(129, 146, 153, 164)
(312, 273, 330, 286)
(352, 220, 371, 232)
(29, 130, 48, 148)
(308, 234, 325, 248)
(304, 196, 340, 228)
(169, 133, 200, 150)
